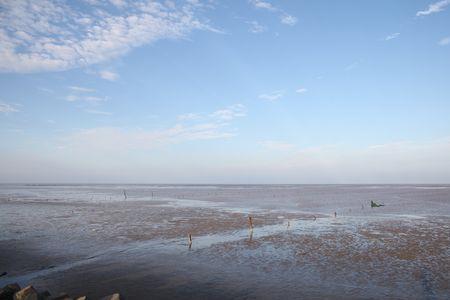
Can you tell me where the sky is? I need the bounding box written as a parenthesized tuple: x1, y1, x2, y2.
(0, 0, 450, 184)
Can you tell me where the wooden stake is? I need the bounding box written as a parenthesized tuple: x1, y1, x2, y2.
(248, 216, 253, 230)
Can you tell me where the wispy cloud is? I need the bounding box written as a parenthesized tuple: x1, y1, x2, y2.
(385, 32, 400, 41)
(438, 36, 450, 45)
(210, 104, 246, 121)
(65, 95, 107, 103)
(0, 0, 219, 73)
(296, 88, 307, 94)
(260, 140, 295, 151)
(85, 109, 113, 115)
(249, 0, 297, 26)
(63, 104, 246, 151)
(109, 0, 127, 8)
(177, 113, 201, 121)
(66, 84, 106, 103)
(247, 21, 267, 34)
(85, 96, 107, 103)
(0, 102, 19, 113)
(98, 70, 119, 81)
(416, 0, 450, 16)
(177, 104, 246, 123)
(259, 90, 284, 101)
(69, 86, 96, 93)
(249, 0, 276, 11)
(64, 124, 233, 152)
(345, 61, 360, 71)
(65, 95, 79, 102)
(280, 14, 297, 26)
(38, 87, 54, 93)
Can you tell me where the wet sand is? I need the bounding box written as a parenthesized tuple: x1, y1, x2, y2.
(0, 185, 449, 299)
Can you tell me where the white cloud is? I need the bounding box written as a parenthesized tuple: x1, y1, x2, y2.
(438, 36, 450, 45)
(177, 104, 246, 122)
(177, 113, 201, 121)
(345, 61, 360, 71)
(296, 88, 307, 94)
(109, 0, 127, 8)
(38, 87, 54, 93)
(247, 21, 266, 34)
(259, 90, 284, 101)
(65, 95, 106, 103)
(64, 104, 245, 151)
(85, 109, 113, 115)
(85, 96, 107, 102)
(249, 0, 276, 11)
(98, 70, 120, 81)
(385, 32, 400, 41)
(65, 95, 79, 102)
(249, 0, 297, 26)
(69, 86, 96, 93)
(280, 14, 297, 26)
(416, 0, 450, 16)
(0, 0, 219, 73)
(260, 140, 295, 151)
(65, 124, 230, 151)
(210, 104, 246, 121)
(0, 102, 19, 113)
(66, 84, 106, 103)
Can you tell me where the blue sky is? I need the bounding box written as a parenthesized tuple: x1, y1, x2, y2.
(0, 0, 450, 183)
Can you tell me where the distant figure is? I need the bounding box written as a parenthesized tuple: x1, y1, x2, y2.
(248, 216, 254, 230)
(287, 221, 290, 229)
(371, 200, 384, 208)
(123, 190, 127, 200)
(188, 234, 192, 249)
(334, 211, 337, 218)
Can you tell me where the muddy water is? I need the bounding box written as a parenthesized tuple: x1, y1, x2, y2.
(0, 184, 449, 299)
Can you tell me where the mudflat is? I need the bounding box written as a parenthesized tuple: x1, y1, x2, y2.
(0, 184, 449, 299)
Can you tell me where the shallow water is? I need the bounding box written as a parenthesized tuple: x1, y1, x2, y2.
(0, 184, 449, 299)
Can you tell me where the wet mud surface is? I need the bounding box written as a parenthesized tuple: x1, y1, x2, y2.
(0, 184, 449, 299)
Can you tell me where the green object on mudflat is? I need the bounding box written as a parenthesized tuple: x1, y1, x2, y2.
(371, 200, 385, 208)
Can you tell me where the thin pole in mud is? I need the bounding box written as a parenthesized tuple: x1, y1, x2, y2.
(188, 234, 193, 248)
(334, 211, 337, 218)
(248, 216, 254, 230)
(287, 220, 290, 229)
(123, 190, 127, 200)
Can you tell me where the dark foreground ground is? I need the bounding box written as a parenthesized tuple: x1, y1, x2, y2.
(0, 184, 449, 299)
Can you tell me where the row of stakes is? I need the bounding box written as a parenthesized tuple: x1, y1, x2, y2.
(187, 213, 333, 248)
